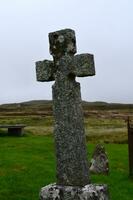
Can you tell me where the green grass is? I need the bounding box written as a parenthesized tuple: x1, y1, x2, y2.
(0, 136, 56, 200)
(88, 144, 133, 200)
(85, 117, 128, 143)
(0, 105, 132, 199)
(0, 135, 133, 200)
(0, 115, 128, 142)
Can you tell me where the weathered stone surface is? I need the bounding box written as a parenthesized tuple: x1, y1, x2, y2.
(36, 29, 109, 199)
(73, 54, 95, 77)
(90, 144, 109, 175)
(39, 183, 109, 200)
(36, 60, 55, 82)
(36, 28, 95, 186)
(52, 55, 90, 186)
(49, 29, 77, 59)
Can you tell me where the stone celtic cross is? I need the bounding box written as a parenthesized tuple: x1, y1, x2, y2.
(36, 29, 95, 186)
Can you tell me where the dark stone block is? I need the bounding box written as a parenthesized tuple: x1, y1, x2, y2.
(49, 29, 77, 59)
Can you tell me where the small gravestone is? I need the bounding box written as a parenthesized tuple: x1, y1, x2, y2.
(36, 28, 109, 200)
(90, 144, 109, 175)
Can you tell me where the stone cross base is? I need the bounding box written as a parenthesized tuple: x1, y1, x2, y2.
(39, 183, 109, 200)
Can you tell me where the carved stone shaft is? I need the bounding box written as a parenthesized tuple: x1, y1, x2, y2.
(53, 58, 90, 186)
(36, 29, 95, 186)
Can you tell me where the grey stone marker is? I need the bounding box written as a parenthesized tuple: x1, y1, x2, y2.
(36, 28, 109, 200)
(90, 144, 109, 175)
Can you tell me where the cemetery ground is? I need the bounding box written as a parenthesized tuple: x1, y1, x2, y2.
(0, 101, 133, 199)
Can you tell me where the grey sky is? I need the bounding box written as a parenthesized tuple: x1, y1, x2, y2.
(0, 0, 133, 104)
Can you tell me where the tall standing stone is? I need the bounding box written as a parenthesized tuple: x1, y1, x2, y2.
(36, 28, 109, 200)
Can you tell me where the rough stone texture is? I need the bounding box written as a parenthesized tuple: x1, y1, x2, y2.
(52, 55, 90, 186)
(49, 29, 77, 59)
(39, 183, 109, 200)
(36, 60, 55, 82)
(90, 144, 109, 175)
(36, 28, 95, 186)
(36, 29, 109, 199)
(36, 53, 95, 83)
(73, 54, 95, 77)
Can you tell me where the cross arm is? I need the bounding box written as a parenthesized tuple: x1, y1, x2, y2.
(73, 54, 95, 77)
(36, 60, 55, 82)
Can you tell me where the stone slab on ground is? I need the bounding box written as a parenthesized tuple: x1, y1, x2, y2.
(39, 183, 109, 200)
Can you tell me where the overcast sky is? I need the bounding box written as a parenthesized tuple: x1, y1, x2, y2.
(0, 0, 133, 104)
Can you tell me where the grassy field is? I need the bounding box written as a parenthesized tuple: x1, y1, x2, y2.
(0, 136, 133, 200)
(0, 100, 133, 199)
(0, 114, 128, 143)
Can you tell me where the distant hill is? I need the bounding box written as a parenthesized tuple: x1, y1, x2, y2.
(0, 100, 52, 113)
(0, 100, 133, 112)
(82, 101, 133, 110)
